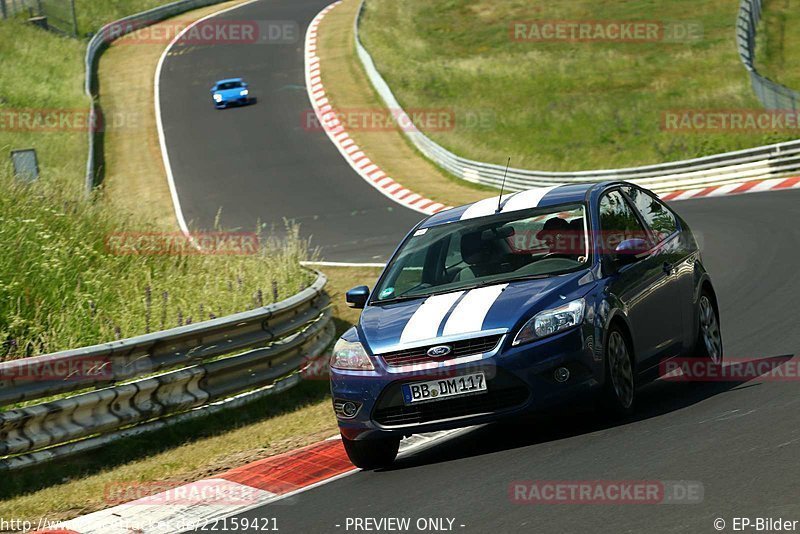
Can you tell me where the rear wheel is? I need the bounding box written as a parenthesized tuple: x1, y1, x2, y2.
(603, 327, 635, 415)
(695, 292, 723, 365)
(342, 435, 400, 470)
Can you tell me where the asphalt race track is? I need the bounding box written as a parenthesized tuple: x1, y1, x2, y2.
(158, 0, 423, 263)
(186, 190, 800, 533)
(162, 1, 800, 532)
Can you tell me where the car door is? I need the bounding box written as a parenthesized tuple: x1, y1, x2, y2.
(599, 189, 683, 372)
(621, 186, 695, 352)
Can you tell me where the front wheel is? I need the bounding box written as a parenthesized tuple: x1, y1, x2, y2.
(695, 292, 723, 365)
(342, 435, 400, 470)
(602, 327, 636, 415)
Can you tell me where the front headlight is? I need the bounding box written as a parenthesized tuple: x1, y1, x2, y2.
(213, 93, 223, 101)
(330, 338, 375, 371)
(240, 89, 249, 96)
(513, 298, 585, 346)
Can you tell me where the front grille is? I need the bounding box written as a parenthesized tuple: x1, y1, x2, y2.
(372, 368, 529, 426)
(380, 334, 503, 368)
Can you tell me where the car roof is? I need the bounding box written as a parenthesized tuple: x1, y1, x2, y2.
(419, 181, 613, 229)
(215, 78, 244, 85)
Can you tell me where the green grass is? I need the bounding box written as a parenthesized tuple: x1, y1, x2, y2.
(0, 2, 314, 358)
(74, 0, 175, 35)
(0, 20, 88, 191)
(360, 0, 796, 172)
(756, 0, 800, 90)
(0, 172, 313, 358)
(0, 1, 176, 195)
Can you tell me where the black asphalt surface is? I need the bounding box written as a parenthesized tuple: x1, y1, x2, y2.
(159, 0, 422, 262)
(162, 1, 800, 532)
(211, 190, 800, 533)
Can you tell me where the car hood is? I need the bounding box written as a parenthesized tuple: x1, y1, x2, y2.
(359, 271, 594, 354)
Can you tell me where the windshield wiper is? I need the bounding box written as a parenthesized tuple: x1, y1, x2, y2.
(373, 294, 424, 305)
(376, 274, 554, 304)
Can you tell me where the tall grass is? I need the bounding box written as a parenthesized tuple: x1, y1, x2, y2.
(756, 0, 800, 90)
(0, 2, 315, 360)
(360, 0, 796, 172)
(0, 172, 314, 358)
(74, 0, 176, 35)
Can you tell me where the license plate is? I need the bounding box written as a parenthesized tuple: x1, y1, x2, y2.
(402, 372, 487, 405)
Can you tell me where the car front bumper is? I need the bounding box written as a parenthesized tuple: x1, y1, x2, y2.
(330, 324, 603, 440)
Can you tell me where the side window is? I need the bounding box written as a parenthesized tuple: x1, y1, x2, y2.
(623, 186, 678, 243)
(599, 190, 648, 253)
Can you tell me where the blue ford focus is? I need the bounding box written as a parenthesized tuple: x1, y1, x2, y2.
(330, 181, 722, 469)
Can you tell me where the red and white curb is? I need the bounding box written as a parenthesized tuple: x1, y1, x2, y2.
(304, 2, 451, 216)
(659, 176, 800, 201)
(46, 429, 470, 534)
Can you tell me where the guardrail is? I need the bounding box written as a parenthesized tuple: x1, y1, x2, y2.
(84, 0, 232, 195)
(354, 1, 800, 193)
(0, 272, 333, 470)
(736, 0, 799, 111)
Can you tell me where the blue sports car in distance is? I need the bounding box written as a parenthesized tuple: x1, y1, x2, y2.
(210, 78, 251, 109)
(330, 181, 723, 469)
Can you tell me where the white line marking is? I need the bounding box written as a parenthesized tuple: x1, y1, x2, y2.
(154, 0, 261, 241)
(300, 260, 385, 268)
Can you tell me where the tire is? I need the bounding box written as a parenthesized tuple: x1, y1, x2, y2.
(342, 435, 400, 470)
(694, 290, 723, 365)
(602, 326, 636, 416)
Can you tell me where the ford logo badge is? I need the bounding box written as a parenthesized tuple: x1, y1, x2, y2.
(427, 345, 452, 358)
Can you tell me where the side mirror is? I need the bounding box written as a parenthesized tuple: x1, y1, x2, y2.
(210, 87, 216, 93)
(614, 238, 649, 265)
(345, 286, 370, 309)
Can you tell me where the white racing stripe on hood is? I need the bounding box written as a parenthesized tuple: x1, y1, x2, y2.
(399, 291, 465, 344)
(442, 284, 508, 336)
(500, 185, 561, 213)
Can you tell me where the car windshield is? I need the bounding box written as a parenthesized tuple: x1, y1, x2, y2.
(217, 81, 242, 90)
(373, 203, 590, 303)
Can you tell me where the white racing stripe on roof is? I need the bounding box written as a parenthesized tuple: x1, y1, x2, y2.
(442, 284, 508, 336)
(399, 291, 465, 344)
(459, 195, 511, 220)
(500, 185, 561, 213)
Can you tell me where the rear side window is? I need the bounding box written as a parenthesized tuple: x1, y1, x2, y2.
(622, 186, 678, 243)
(598, 190, 648, 253)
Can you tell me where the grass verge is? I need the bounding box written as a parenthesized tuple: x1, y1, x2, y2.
(0, 0, 386, 521)
(0, 265, 382, 522)
(316, 0, 492, 207)
(756, 0, 800, 90)
(359, 0, 796, 172)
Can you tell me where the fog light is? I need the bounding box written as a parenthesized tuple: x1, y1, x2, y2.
(554, 367, 570, 383)
(334, 399, 362, 419)
(342, 401, 358, 417)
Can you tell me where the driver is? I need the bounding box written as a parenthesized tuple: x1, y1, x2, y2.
(535, 217, 573, 256)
